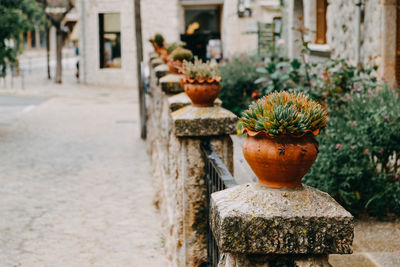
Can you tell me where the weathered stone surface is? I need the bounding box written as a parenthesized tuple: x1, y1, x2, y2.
(151, 57, 164, 68)
(219, 253, 331, 267)
(168, 92, 222, 112)
(172, 105, 237, 137)
(160, 74, 184, 94)
(210, 183, 354, 254)
(154, 64, 170, 78)
(146, 60, 236, 266)
(149, 52, 158, 61)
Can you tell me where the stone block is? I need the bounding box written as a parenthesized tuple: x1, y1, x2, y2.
(210, 183, 354, 255)
(168, 92, 222, 112)
(151, 57, 164, 68)
(160, 74, 184, 94)
(149, 52, 158, 61)
(171, 105, 237, 137)
(154, 64, 170, 79)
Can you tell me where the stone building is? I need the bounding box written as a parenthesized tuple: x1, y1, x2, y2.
(281, 0, 399, 84)
(77, 0, 281, 86)
(78, 0, 137, 86)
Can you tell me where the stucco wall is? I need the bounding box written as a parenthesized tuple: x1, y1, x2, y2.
(79, 0, 137, 87)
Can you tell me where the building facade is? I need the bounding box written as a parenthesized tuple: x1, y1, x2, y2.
(282, 0, 399, 84)
(78, 0, 281, 86)
(78, 0, 137, 86)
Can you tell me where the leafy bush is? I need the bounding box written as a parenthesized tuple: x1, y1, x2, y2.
(219, 55, 264, 115)
(304, 86, 400, 218)
(239, 91, 327, 136)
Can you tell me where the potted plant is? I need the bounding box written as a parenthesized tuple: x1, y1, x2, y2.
(181, 59, 221, 107)
(162, 41, 186, 62)
(168, 47, 193, 74)
(239, 91, 328, 188)
(153, 33, 165, 56)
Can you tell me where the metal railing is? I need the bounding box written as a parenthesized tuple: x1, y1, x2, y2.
(201, 140, 237, 267)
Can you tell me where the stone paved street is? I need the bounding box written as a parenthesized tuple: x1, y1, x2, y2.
(0, 81, 167, 266)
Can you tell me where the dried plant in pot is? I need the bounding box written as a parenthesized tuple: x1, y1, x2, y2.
(168, 47, 193, 74)
(181, 59, 221, 107)
(239, 91, 328, 188)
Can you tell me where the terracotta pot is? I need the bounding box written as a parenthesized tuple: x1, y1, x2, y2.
(242, 130, 319, 188)
(183, 77, 221, 107)
(161, 52, 170, 63)
(168, 60, 183, 74)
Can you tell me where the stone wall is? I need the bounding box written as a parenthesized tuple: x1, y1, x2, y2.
(146, 55, 236, 266)
(282, 0, 398, 83)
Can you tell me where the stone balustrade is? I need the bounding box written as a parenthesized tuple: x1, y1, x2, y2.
(146, 55, 236, 266)
(146, 54, 354, 267)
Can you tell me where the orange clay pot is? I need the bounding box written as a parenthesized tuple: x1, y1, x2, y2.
(161, 52, 170, 63)
(242, 129, 319, 188)
(182, 77, 222, 107)
(168, 60, 183, 74)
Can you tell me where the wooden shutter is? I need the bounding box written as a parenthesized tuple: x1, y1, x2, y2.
(316, 0, 327, 44)
(396, 0, 400, 83)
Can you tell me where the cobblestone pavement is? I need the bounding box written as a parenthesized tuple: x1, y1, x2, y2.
(0, 81, 168, 266)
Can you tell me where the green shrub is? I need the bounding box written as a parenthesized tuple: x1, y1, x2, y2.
(154, 33, 164, 47)
(170, 47, 193, 61)
(304, 86, 400, 218)
(166, 41, 186, 54)
(219, 55, 264, 116)
(239, 91, 327, 136)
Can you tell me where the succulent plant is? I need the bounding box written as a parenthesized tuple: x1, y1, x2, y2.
(170, 47, 193, 62)
(166, 41, 186, 54)
(154, 33, 164, 47)
(183, 59, 221, 80)
(239, 91, 328, 137)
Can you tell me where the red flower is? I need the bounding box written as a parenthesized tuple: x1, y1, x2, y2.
(336, 144, 342, 150)
(251, 91, 260, 99)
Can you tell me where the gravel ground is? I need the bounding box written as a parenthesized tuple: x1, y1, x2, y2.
(0, 81, 167, 266)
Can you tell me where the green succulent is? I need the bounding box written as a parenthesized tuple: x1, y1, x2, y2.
(239, 91, 328, 136)
(154, 33, 164, 47)
(170, 47, 193, 61)
(166, 41, 186, 54)
(183, 59, 221, 80)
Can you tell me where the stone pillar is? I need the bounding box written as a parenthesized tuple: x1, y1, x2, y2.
(210, 183, 354, 267)
(169, 105, 237, 266)
(146, 55, 234, 266)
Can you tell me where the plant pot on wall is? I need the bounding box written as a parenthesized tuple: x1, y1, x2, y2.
(242, 130, 319, 188)
(182, 59, 221, 107)
(239, 91, 328, 188)
(168, 60, 183, 74)
(182, 77, 221, 107)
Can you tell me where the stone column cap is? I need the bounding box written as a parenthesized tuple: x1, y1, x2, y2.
(151, 57, 164, 68)
(171, 105, 237, 136)
(149, 52, 158, 60)
(160, 74, 185, 94)
(210, 183, 354, 255)
(168, 92, 222, 112)
(154, 64, 170, 78)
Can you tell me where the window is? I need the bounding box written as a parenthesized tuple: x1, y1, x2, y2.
(315, 0, 327, 44)
(99, 13, 121, 68)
